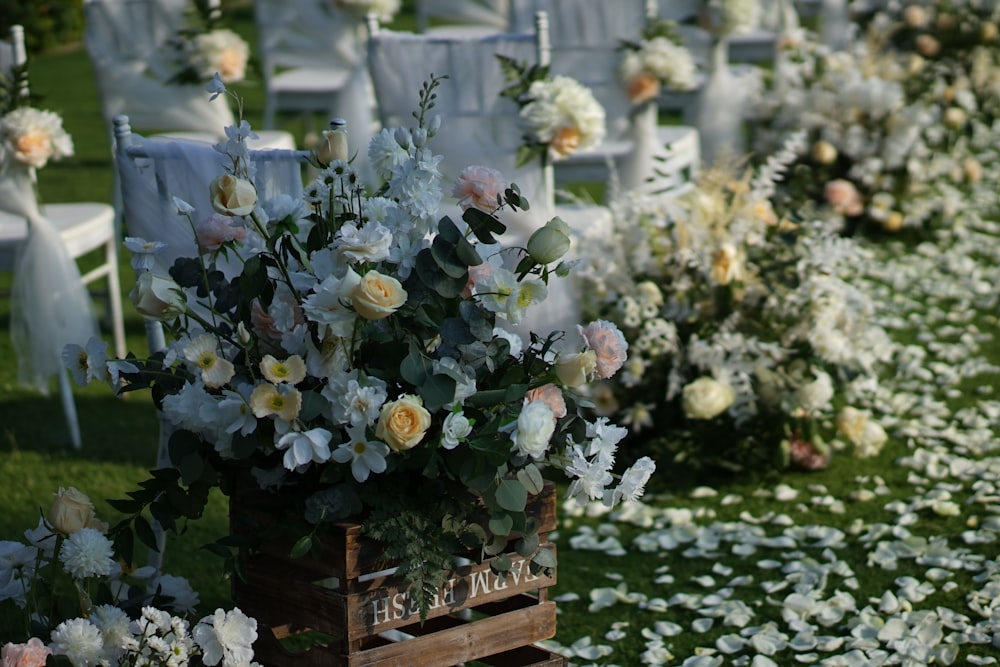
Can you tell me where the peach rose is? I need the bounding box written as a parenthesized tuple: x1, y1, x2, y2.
(375, 394, 431, 452)
(13, 132, 52, 168)
(824, 179, 864, 216)
(217, 48, 246, 82)
(210, 173, 257, 217)
(627, 72, 661, 105)
(196, 214, 247, 253)
(525, 383, 567, 419)
(2, 638, 51, 667)
(453, 165, 508, 211)
(579, 320, 628, 380)
(351, 270, 407, 320)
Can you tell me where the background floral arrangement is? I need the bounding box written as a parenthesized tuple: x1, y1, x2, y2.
(334, 0, 401, 23)
(749, 14, 1000, 234)
(0, 66, 72, 172)
(497, 55, 607, 166)
(572, 139, 895, 479)
(618, 19, 697, 105)
(697, 0, 760, 38)
(68, 77, 653, 618)
(167, 0, 250, 85)
(0, 486, 257, 667)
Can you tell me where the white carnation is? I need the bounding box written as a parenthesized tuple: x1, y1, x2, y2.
(50, 618, 105, 667)
(58, 528, 116, 580)
(520, 75, 606, 160)
(510, 400, 556, 460)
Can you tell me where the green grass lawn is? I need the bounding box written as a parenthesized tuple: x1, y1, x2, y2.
(3, 3, 1000, 665)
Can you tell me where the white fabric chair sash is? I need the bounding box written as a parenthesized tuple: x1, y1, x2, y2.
(0, 168, 99, 393)
(115, 133, 307, 277)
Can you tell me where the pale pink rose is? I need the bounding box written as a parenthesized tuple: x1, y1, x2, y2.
(579, 320, 629, 379)
(627, 72, 661, 105)
(525, 383, 567, 419)
(824, 179, 864, 216)
(453, 165, 508, 212)
(787, 436, 831, 471)
(2, 639, 52, 667)
(196, 214, 247, 253)
(251, 293, 304, 343)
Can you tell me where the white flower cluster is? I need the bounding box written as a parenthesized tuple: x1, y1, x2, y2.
(520, 75, 607, 160)
(0, 106, 74, 170)
(45, 606, 257, 667)
(620, 37, 697, 104)
(701, 0, 760, 37)
(184, 29, 249, 84)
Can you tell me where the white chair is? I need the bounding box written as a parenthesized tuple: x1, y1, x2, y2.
(83, 0, 295, 150)
(0, 25, 126, 449)
(507, 0, 699, 195)
(367, 13, 613, 342)
(112, 113, 311, 568)
(415, 0, 510, 37)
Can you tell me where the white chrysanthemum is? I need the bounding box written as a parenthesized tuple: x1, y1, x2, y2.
(520, 75, 607, 160)
(368, 127, 412, 179)
(59, 527, 116, 580)
(49, 618, 105, 667)
(90, 604, 131, 657)
(336, 220, 393, 264)
(627, 37, 697, 91)
(0, 106, 74, 169)
(188, 29, 249, 83)
(325, 374, 388, 426)
(192, 607, 257, 667)
(565, 445, 613, 501)
(607, 456, 656, 505)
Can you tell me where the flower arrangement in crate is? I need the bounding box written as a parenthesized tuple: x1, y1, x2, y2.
(68, 76, 653, 618)
(496, 54, 607, 166)
(572, 137, 895, 480)
(748, 28, 997, 234)
(0, 486, 258, 667)
(617, 19, 698, 106)
(166, 0, 251, 86)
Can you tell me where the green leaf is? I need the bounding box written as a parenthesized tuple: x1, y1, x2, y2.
(230, 432, 258, 459)
(517, 465, 545, 496)
(290, 535, 313, 559)
(400, 342, 431, 387)
(431, 235, 468, 279)
(489, 512, 514, 537)
(419, 374, 457, 411)
(455, 234, 482, 267)
(134, 515, 160, 552)
(496, 478, 527, 513)
(483, 533, 508, 556)
(112, 527, 134, 564)
(516, 532, 539, 557)
(106, 498, 143, 514)
(532, 545, 557, 569)
(491, 553, 513, 574)
(462, 207, 506, 245)
(177, 452, 205, 487)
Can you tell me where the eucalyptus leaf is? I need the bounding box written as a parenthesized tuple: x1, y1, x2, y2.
(491, 553, 513, 574)
(517, 465, 545, 495)
(532, 545, 557, 569)
(419, 374, 458, 411)
(489, 512, 514, 537)
(516, 532, 539, 557)
(484, 533, 509, 556)
(431, 235, 468, 279)
(462, 206, 506, 245)
(290, 535, 313, 559)
(496, 478, 527, 513)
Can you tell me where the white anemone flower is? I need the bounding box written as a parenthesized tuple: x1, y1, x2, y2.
(183, 335, 235, 388)
(276, 427, 334, 471)
(331, 423, 390, 482)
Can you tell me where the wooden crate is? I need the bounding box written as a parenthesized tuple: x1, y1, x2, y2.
(230, 483, 567, 667)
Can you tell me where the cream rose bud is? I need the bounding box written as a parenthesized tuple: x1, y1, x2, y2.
(555, 350, 597, 387)
(943, 106, 966, 129)
(527, 217, 572, 264)
(316, 120, 349, 164)
(210, 173, 257, 217)
(48, 487, 98, 535)
(130, 272, 186, 321)
(513, 400, 556, 460)
(681, 377, 734, 420)
(811, 140, 838, 165)
(376, 394, 431, 452)
(351, 270, 407, 320)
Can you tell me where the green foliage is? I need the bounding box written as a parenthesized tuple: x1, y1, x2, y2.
(0, 0, 84, 55)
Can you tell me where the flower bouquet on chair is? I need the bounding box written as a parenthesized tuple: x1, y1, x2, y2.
(68, 76, 654, 621)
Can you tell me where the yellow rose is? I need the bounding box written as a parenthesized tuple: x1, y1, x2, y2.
(210, 173, 257, 217)
(375, 394, 431, 452)
(555, 350, 597, 387)
(351, 270, 407, 320)
(129, 272, 186, 321)
(48, 487, 99, 535)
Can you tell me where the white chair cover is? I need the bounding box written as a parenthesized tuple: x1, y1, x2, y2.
(416, 0, 510, 34)
(84, 0, 237, 132)
(254, 0, 377, 181)
(0, 168, 99, 393)
(508, 0, 669, 192)
(115, 132, 307, 278)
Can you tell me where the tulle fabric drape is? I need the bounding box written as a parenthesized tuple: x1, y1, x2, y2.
(0, 168, 99, 394)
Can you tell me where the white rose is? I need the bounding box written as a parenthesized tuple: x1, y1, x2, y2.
(129, 272, 186, 321)
(512, 401, 555, 460)
(209, 173, 257, 217)
(441, 411, 472, 450)
(796, 371, 834, 414)
(48, 487, 101, 535)
(681, 377, 735, 420)
(555, 351, 597, 387)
